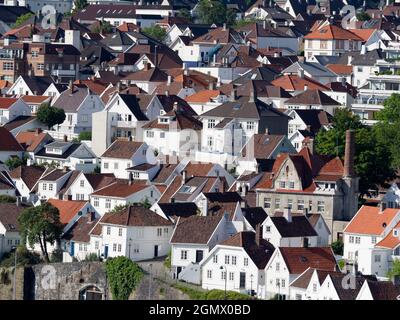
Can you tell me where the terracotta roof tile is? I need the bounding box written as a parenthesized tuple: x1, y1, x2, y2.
(279, 247, 337, 274)
(304, 25, 363, 41)
(47, 199, 87, 225)
(375, 221, 400, 249)
(344, 206, 400, 236)
(101, 140, 144, 159)
(0, 97, 18, 109)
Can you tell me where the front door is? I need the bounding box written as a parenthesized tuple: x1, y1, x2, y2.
(154, 245, 158, 257)
(239, 272, 246, 288)
(104, 245, 109, 259)
(195, 250, 203, 263)
(70, 241, 74, 256)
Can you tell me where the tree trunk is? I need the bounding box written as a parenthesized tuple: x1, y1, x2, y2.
(38, 237, 46, 260)
(42, 232, 50, 262)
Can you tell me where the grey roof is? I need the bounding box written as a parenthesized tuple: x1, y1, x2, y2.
(20, 76, 54, 95)
(312, 55, 341, 66)
(283, 61, 337, 78)
(201, 96, 288, 120)
(119, 94, 149, 121)
(52, 85, 89, 112)
(36, 143, 82, 160)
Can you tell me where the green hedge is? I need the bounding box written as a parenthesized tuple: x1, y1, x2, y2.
(173, 284, 253, 300)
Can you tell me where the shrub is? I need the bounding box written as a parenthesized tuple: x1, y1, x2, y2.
(105, 257, 143, 300)
(0, 246, 42, 267)
(331, 240, 344, 256)
(204, 289, 253, 300)
(84, 253, 102, 262)
(0, 195, 16, 203)
(50, 249, 63, 263)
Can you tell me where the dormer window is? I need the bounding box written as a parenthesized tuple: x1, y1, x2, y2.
(394, 229, 399, 237)
(159, 117, 169, 123)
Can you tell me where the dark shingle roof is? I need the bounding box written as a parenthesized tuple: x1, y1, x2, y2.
(0, 127, 24, 151)
(285, 89, 340, 106)
(170, 213, 223, 244)
(100, 204, 173, 227)
(101, 140, 144, 159)
(270, 215, 318, 237)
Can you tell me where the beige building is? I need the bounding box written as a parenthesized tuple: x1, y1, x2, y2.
(255, 130, 359, 242)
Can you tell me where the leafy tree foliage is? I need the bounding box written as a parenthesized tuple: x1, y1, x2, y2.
(331, 240, 344, 256)
(78, 131, 92, 141)
(92, 20, 113, 34)
(5, 156, 27, 170)
(198, 0, 228, 25)
(315, 109, 396, 198)
(74, 0, 88, 10)
(142, 24, 167, 42)
(37, 103, 66, 130)
(177, 8, 192, 22)
(0, 246, 42, 267)
(374, 93, 400, 169)
(105, 257, 143, 300)
(356, 11, 371, 21)
(387, 259, 400, 280)
(0, 195, 16, 203)
(14, 13, 35, 28)
(18, 203, 63, 262)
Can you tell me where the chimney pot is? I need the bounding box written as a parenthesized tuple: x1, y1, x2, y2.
(182, 170, 187, 184)
(230, 89, 236, 102)
(283, 206, 292, 223)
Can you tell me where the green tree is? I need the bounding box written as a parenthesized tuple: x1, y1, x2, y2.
(0, 195, 16, 203)
(92, 20, 113, 34)
(105, 257, 143, 300)
(226, 8, 237, 26)
(315, 109, 396, 198)
(177, 8, 192, 22)
(140, 197, 151, 209)
(142, 24, 167, 42)
(78, 131, 92, 141)
(74, 0, 88, 10)
(18, 203, 63, 262)
(37, 103, 66, 130)
(387, 259, 400, 280)
(374, 93, 400, 168)
(5, 156, 26, 170)
(14, 13, 35, 28)
(0, 245, 42, 267)
(356, 11, 371, 21)
(331, 240, 344, 256)
(198, 0, 227, 25)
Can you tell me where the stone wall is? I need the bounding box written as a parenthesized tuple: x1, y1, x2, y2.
(25, 262, 109, 300)
(0, 267, 24, 300)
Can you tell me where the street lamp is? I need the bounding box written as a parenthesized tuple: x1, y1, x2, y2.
(11, 246, 17, 300)
(148, 263, 153, 300)
(128, 238, 132, 259)
(219, 265, 227, 300)
(250, 274, 254, 296)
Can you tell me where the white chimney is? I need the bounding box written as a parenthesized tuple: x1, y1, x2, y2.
(64, 30, 81, 50)
(167, 75, 172, 85)
(304, 84, 308, 91)
(361, 44, 366, 55)
(283, 206, 292, 223)
(347, 55, 353, 66)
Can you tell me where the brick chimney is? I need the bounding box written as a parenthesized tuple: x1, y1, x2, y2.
(255, 224, 262, 246)
(344, 129, 355, 177)
(35, 128, 42, 136)
(69, 80, 74, 94)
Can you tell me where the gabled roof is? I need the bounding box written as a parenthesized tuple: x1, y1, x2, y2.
(124, 67, 169, 82)
(101, 140, 144, 159)
(270, 215, 318, 237)
(0, 127, 24, 152)
(141, 110, 202, 131)
(157, 202, 199, 219)
(279, 247, 337, 274)
(362, 280, 400, 300)
(0, 203, 26, 232)
(304, 24, 363, 40)
(170, 213, 224, 244)
(290, 267, 341, 289)
(193, 27, 244, 44)
(100, 204, 172, 227)
(16, 130, 53, 152)
(343, 206, 400, 236)
(62, 215, 99, 243)
(52, 84, 90, 112)
(19, 76, 55, 95)
(241, 134, 286, 159)
(9, 165, 46, 190)
(0, 97, 18, 109)
(375, 221, 400, 249)
(271, 74, 329, 91)
(285, 89, 340, 106)
(201, 96, 287, 120)
(47, 199, 87, 225)
(242, 207, 268, 228)
(290, 109, 333, 133)
(90, 180, 150, 198)
(221, 231, 275, 269)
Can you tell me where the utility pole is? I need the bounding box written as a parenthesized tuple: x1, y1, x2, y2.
(148, 264, 152, 300)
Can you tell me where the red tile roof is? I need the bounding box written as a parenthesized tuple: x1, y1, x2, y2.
(0, 97, 18, 109)
(304, 25, 363, 41)
(47, 199, 87, 225)
(375, 221, 400, 249)
(279, 247, 337, 274)
(271, 75, 329, 91)
(344, 206, 400, 236)
(185, 90, 222, 103)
